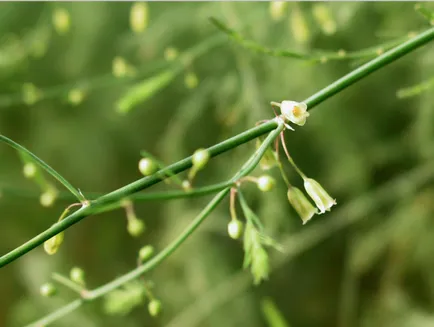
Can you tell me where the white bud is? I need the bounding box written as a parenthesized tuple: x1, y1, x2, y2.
(23, 162, 37, 178)
(256, 175, 275, 192)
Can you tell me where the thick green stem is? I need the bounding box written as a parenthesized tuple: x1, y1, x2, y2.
(1, 26, 433, 269)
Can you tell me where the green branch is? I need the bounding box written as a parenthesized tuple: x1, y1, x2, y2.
(209, 17, 410, 63)
(1, 25, 434, 269)
(25, 124, 284, 327)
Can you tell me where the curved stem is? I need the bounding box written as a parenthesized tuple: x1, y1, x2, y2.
(0, 135, 85, 202)
(2, 26, 434, 268)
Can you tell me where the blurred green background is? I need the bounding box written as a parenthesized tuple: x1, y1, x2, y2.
(1, 2, 434, 327)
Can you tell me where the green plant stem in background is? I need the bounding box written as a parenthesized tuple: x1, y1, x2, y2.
(0, 33, 225, 109)
(0, 135, 85, 202)
(1, 25, 433, 269)
(24, 125, 284, 327)
(210, 17, 411, 63)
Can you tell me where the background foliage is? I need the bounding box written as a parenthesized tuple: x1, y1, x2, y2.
(1, 2, 434, 327)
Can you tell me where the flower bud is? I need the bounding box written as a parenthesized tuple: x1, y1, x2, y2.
(303, 178, 336, 214)
(44, 232, 64, 255)
(191, 148, 210, 171)
(68, 89, 85, 106)
(227, 220, 244, 239)
(269, 1, 288, 21)
(70, 267, 85, 285)
(182, 180, 192, 191)
(40, 283, 57, 297)
(130, 2, 148, 34)
(52, 8, 70, 35)
(40, 189, 57, 207)
(23, 162, 37, 178)
(138, 245, 154, 262)
(127, 218, 145, 237)
(312, 4, 336, 36)
(22, 83, 41, 105)
(287, 187, 318, 224)
(148, 299, 162, 317)
(164, 47, 178, 61)
(184, 72, 198, 89)
(139, 158, 158, 176)
(280, 101, 309, 126)
(290, 6, 310, 45)
(256, 175, 275, 192)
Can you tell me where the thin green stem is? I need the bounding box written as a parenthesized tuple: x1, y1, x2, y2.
(2, 26, 434, 268)
(25, 125, 284, 326)
(0, 135, 85, 202)
(280, 132, 307, 180)
(303, 26, 434, 108)
(25, 299, 83, 327)
(210, 17, 412, 63)
(51, 273, 85, 295)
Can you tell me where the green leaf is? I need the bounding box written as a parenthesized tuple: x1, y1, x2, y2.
(238, 191, 264, 231)
(0, 134, 84, 202)
(116, 69, 177, 114)
(261, 297, 291, 327)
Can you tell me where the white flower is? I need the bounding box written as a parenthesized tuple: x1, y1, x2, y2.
(280, 101, 309, 126)
(287, 187, 318, 224)
(303, 178, 336, 214)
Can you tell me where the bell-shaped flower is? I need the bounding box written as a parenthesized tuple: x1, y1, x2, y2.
(303, 178, 336, 214)
(287, 186, 318, 224)
(280, 101, 309, 126)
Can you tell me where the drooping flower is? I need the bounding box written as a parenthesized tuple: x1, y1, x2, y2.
(287, 186, 318, 224)
(303, 178, 336, 214)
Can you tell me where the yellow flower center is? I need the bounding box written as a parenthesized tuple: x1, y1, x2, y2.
(292, 106, 302, 117)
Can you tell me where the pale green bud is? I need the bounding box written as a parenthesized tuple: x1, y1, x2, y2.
(138, 158, 158, 176)
(287, 187, 318, 224)
(164, 47, 178, 61)
(130, 2, 149, 34)
(138, 245, 154, 262)
(40, 189, 57, 208)
(23, 162, 37, 178)
(256, 175, 275, 192)
(112, 56, 128, 78)
(191, 148, 210, 170)
(184, 72, 198, 89)
(303, 178, 336, 214)
(68, 89, 85, 105)
(148, 299, 162, 317)
(44, 232, 64, 255)
(52, 8, 71, 35)
(22, 83, 41, 105)
(70, 267, 85, 285)
(290, 7, 310, 45)
(312, 4, 336, 36)
(227, 220, 244, 239)
(127, 218, 145, 237)
(269, 2, 288, 21)
(40, 283, 57, 297)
